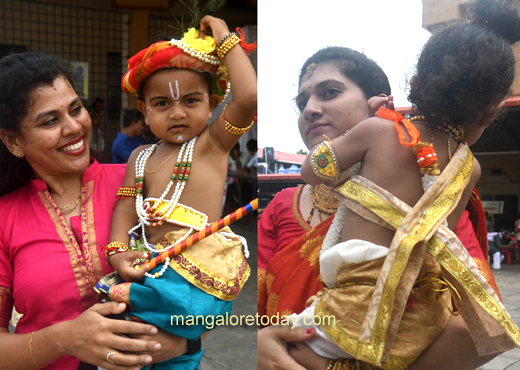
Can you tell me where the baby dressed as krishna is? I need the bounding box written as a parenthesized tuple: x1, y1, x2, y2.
(97, 13, 256, 370)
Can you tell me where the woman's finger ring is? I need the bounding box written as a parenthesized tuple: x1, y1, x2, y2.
(106, 352, 119, 364)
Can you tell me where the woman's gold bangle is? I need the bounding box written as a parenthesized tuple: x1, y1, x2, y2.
(222, 104, 255, 135)
(29, 331, 47, 368)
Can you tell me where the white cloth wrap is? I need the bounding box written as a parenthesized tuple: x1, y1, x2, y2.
(289, 239, 388, 359)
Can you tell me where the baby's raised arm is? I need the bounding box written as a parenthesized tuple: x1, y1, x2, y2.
(202, 16, 257, 153)
(301, 118, 379, 186)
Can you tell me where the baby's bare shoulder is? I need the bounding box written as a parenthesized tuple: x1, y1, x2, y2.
(353, 117, 397, 135)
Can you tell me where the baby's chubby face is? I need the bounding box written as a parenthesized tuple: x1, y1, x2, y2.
(137, 68, 219, 144)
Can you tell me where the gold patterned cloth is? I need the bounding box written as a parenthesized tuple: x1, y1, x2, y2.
(317, 143, 520, 368)
(108, 226, 250, 302)
(316, 250, 451, 369)
(160, 226, 250, 301)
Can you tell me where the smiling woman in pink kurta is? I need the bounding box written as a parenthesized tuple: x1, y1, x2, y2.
(0, 160, 124, 369)
(0, 52, 165, 370)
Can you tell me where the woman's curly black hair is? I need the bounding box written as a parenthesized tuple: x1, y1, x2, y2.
(408, 0, 520, 128)
(0, 52, 76, 197)
(298, 46, 391, 99)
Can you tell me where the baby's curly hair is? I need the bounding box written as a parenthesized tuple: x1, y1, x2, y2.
(298, 47, 391, 99)
(408, 0, 520, 128)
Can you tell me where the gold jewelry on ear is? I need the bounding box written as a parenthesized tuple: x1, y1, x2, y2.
(208, 112, 212, 119)
(16, 151, 23, 157)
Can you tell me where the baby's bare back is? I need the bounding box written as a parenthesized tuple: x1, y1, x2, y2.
(337, 118, 478, 248)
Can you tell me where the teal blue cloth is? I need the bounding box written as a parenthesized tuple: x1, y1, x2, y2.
(129, 264, 233, 370)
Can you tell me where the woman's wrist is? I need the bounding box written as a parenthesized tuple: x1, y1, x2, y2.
(48, 320, 72, 358)
(24, 320, 71, 368)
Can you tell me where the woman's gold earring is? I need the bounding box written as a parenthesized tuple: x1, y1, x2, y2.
(208, 112, 212, 119)
(16, 151, 23, 157)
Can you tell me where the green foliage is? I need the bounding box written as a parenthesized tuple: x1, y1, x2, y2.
(167, 0, 226, 37)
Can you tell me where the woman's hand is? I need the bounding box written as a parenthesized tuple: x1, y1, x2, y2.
(62, 301, 161, 369)
(258, 326, 318, 370)
(109, 251, 148, 282)
(288, 341, 330, 370)
(128, 327, 187, 363)
(199, 15, 231, 45)
(129, 328, 210, 363)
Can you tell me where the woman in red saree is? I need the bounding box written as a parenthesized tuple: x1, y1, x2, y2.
(258, 46, 498, 370)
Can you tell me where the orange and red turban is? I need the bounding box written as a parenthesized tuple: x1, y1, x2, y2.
(122, 28, 231, 102)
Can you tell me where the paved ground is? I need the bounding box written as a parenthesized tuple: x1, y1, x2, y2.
(479, 263, 520, 370)
(201, 219, 257, 369)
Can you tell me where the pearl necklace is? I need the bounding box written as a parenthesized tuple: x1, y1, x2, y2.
(131, 137, 200, 278)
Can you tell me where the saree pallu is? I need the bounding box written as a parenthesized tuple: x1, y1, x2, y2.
(258, 215, 332, 320)
(316, 144, 520, 368)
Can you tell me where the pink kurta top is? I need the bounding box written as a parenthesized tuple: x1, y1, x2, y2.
(0, 160, 125, 369)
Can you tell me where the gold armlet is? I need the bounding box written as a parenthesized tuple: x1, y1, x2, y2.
(310, 138, 340, 181)
(222, 104, 255, 135)
(116, 186, 137, 199)
(217, 34, 241, 60)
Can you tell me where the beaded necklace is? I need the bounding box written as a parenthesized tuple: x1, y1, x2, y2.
(131, 136, 204, 279)
(410, 115, 465, 160)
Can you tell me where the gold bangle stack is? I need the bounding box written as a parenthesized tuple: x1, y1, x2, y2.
(29, 331, 47, 368)
(217, 31, 238, 49)
(116, 186, 137, 198)
(217, 34, 241, 60)
(222, 104, 255, 135)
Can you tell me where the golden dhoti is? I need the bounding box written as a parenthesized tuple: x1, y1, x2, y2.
(311, 144, 520, 368)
